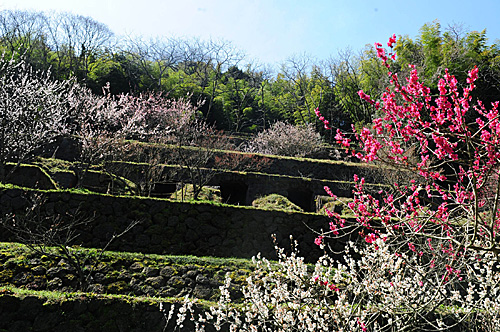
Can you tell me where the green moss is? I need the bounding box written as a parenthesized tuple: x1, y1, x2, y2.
(252, 194, 303, 212)
(227, 269, 251, 283)
(170, 276, 186, 288)
(65, 274, 77, 281)
(34, 157, 74, 173)
(0, 241, 257, 275)
(317, 197, 354, 216)
(0, 268, 14, 282)
(106, 281, 130, 293)
(109, 258, 127, 269)
(3, 162, 58, 189)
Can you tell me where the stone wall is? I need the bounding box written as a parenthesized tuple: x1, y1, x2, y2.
(47, 136, 374, 182)
(0, 290, 476, 332)
(106, 162, 364, 211)
(0, 188, 339, 262)
(0, 244, 251, 303)
(0, 292, 217, 332)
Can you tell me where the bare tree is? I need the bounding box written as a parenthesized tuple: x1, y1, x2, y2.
(278, 53, 318, 124)
(123, 35, 182, 90)
(0, 10, 50, 67)
(171, 119, 232, 200)
(44, 12, 114, 80)
(1, 193, 140, 291)
(324, 49, 374, 127)
(179, 38, 245, 120)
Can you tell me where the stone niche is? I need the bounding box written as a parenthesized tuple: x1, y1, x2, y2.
(219, 180, 248, 205)
(151, 182, 177, 198)
(286, 187, 314, 212)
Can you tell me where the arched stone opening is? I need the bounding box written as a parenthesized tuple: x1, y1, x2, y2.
(151, 182, 177, 198)
(287, 188, 314, 212)
(220, 181, 248, 205)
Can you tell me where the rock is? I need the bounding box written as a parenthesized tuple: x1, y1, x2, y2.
(26, 277, 47, 290)
(159, 266, 176, 278)
(117, 270, 132, 281)
(185, 270, 198, 279)
(158, 286, 177, 297)
(47, 267, 64, 278)
(86, 283, 104, 294)
(31, 265, 46, 276)
(193, 285, 212, 299)
(129, 262, 144, 273)
(106, 280, 129, 293)
(29, 258, 41, 265)
(62, 273, 78, 287)
(185, 217, 198, 230)
(167, 216, 179, 227)
(168, 276, 186, 289)
(12, 272, 33, 286)
(141, 285, 156, 296)
(47, 277, 63, 290)
(142, 266, 159, 277)
(195, 274, 209, 285)
(131, 283, 143, 295)
(145, 276, 165, 288)
(57, 259, 73, 270)
(93, 272, 105, 283)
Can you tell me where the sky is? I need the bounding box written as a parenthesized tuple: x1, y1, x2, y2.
(1, 0, 500, 66)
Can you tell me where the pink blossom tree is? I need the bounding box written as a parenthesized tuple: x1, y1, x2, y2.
(68, 84, 199, 191)
(323, 34, 500, 255)
(314, 34, 500, 328)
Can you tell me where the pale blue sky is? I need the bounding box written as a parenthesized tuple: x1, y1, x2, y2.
(1, 0, 499, 66)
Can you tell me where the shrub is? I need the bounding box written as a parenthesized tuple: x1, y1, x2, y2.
(169, 236, 500, 331)
(243, 121, 323, 157)
(316, 195, 353, 215)
(251, 194, 303, 212)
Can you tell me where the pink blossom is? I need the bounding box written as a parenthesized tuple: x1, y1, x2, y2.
(387, 34, 397, 48)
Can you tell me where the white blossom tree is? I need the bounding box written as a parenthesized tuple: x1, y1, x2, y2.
(0, 56, 77, 181)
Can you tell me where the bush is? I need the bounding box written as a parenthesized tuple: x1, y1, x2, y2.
(243, 121, 323, 157)
(252, 194, 303, 212)
(316, 196, 353, 215)
(170, 237, 500, 331)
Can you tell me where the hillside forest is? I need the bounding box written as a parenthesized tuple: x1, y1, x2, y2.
(2, 10, 500, 136)
(3, 8, 500, 331)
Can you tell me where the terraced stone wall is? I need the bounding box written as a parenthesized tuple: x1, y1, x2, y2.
(47, 136, 373, 182)
(0, 189, 338, 262)
(0, 293, 215, 332)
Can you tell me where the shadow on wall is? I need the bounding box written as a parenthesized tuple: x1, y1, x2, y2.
(287, 188, 314, 212)
(151, 182, 177, 198)
(220, 181, 248, 205)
